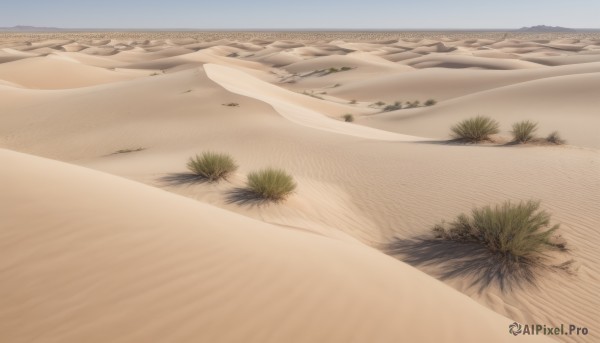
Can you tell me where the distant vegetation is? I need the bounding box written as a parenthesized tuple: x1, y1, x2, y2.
(451, 115, 500, 142)
(546, 131, 566, 145)
(246, 168, 297, 201)
(383, 101, 402, 112)
(187, 151, 238, 182)
(425, 99, 437, 106)
(349, 99, 357, 104)
(301, 90, 324, 100)
(342, 114, 354, 122)
(511, 120, 538, 143)
(222, 102, 240, 107)
(113, 147, 145, 155)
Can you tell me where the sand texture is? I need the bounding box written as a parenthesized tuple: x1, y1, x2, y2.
(1, 32, 599, 342)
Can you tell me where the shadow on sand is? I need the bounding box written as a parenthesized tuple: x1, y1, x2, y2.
(386, 237, 540, 293)
(225, 187, 272, 207)
(157, 173, 211, 187)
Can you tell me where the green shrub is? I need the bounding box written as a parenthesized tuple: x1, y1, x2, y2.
(383, 101, 402, 112)
(511, 120, 538, 143)
(405, 100, 421, 108)
(247, 168, 297, 201)
(187, 152, 238, 182)
(450, 115, 500, 142)
(432, 200, 564, 262)
(546, 131, 566, 145)
(342, 114, 354, 122)
(425, 99, 437, 106)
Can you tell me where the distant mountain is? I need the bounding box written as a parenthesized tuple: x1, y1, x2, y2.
(0, 25, 62, 32)
(517, 25, 576, 32)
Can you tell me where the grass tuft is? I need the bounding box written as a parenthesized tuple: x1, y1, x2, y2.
(187, 151, 238, 182)
(383, 101, 402, 112)
(511, 120, 538, 143)
(425, 99, 437, 106)
(433, 200, 565, 262)
(246, 168, 296, 201)
(450, 115, 500, 142)
(342, 114, 354, 122)
(546, 131, 566, 145)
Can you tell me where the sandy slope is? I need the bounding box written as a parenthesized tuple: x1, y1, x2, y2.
(0, 149, 554, 343)
(1, 33, 599, 343)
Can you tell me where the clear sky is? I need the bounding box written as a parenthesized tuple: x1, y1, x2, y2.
(1, 0, 598, 29)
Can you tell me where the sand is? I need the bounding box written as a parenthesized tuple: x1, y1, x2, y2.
(1, 32, 599, 342)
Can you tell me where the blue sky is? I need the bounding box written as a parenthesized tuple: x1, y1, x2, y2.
(1, 0, 598, 29)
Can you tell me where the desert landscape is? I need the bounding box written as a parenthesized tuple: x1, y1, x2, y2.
(1, 31, 599, 342)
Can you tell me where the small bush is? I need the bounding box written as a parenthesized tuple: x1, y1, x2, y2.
(425, 99, 437, 106)
(405, 100, 421, 108)
(187, 152, 238, 182)
(349, 99, 357, 104)
(342, 114, 354, 122)
(433, 200, 564, 262)
(113, 147, 144, 154)
(340, 66, 352, 71)
(222, 102, 239, 107)
(511, 120, 538, 143)
(451, 115, 500, 142)
(247, 168, 297, 201)
(546, 131, 566, 145)
(383, 101, 402, 112)
(372, 101, 386, 107)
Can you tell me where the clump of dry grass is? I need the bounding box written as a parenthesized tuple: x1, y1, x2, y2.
(342, 114, 354, 122)
(546, 131, 566, 145)
(246, 168, 296, 201)
(511, 120, 538, 143)
(187, 151, 238, 182)
(450, 115, 500, 142)
(432, 200, 566, 263)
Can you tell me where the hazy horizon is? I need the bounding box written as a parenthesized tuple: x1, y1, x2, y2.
(1, 0, 599, 29)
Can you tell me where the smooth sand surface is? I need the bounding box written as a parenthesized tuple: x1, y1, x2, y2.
(1, 32, 599, 342)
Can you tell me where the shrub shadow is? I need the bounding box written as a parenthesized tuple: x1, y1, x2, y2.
(225, 187, 271, 207)
(386, 237, 539, 293)
(157, 173, 210, 187)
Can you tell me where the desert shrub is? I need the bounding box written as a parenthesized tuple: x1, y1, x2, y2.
(383, 101, 402, 112)
(349, 99, 357, 104)
(247, 168, 297, 201)
(328, 67, 340, 73)
(342, 114, 354, 122)
(372, 101, 386, 107)
(340, 66, 352, 71)
(546, 131, 566, 145)
(432, 200, 564, 262)
(511, 120, 538, 143)
(222, 102, 239, 107)
(450, 115, 500, 142)
(425, 99, 437, 106)
(405, 100, 421, 108)
(187, 151, 238, 182)
(113, 147, 144, 154)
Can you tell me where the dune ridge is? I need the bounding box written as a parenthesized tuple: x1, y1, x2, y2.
(1, 33, 599, 343)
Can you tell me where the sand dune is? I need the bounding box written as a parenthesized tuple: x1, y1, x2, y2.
(1, 32, 599, 343)
(0, 149, 554, 343)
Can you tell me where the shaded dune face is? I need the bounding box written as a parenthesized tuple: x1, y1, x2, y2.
(1, 32, 599, 343)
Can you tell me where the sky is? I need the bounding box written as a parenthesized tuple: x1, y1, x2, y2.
(1, 0, 598, 29)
